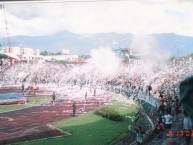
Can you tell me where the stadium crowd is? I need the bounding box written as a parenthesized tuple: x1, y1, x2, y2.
(1, 56, 193, 144)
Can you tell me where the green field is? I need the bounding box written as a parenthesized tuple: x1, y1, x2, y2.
(14, 102, 138, 145)
(0, 96, 52, 113)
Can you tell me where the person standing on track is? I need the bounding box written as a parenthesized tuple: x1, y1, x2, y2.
(85, 92, 88, 104)
(52, 92, 56, 105)
(72, 101, 76, 117)
(21, 81, 25, 92)
(94, 88, 96, 97)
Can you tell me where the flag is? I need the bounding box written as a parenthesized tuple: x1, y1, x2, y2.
(180, 76, 193, 120)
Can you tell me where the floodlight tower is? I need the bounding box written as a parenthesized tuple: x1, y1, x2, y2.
(0, 4, 12, 51)
(0, 4, 13, 65)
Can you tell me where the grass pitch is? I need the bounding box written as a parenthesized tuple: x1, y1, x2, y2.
(14, 102, 138, 145)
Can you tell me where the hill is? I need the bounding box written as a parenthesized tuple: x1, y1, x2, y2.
(0, 31, 193, 57)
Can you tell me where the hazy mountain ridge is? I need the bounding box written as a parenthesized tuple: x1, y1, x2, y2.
(0, 31, 193, 57)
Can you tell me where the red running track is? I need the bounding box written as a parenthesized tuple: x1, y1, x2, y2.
(0, 97, 111, 145)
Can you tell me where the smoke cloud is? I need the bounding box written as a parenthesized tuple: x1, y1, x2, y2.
(87, 47, 121, 76)
(130, 35, 172, 66)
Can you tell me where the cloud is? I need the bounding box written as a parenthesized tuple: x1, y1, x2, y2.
(6, 5, 40, 19)
(0, 0, 193, 36)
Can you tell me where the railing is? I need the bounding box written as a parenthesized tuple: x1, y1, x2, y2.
(110, 87, 159, 145)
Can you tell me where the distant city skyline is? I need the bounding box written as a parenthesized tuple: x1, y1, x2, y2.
(0, 0, 193, 36)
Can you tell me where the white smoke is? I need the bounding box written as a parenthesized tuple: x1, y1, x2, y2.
(130, 35, 172, 66)
(87, 47, 121, 77)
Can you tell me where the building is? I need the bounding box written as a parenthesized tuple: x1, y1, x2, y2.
(0, 46, 79, 64)
(1, 46, 42, 64)
(41, 49, 79, 63)
(42, 54, 79, 62)
(20, 47, 40, 62)
(2, 46, 21, 55)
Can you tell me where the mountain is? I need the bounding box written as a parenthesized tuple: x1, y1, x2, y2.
(0, 31, 193, 57)
(153, 33, 193, 58)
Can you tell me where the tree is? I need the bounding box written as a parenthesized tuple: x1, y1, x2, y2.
(55, 52, 62, 55)
(40, 50, 48, 56)
(40, 51, 63, 56)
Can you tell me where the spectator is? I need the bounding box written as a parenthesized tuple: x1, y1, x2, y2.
(134, 126, 143, 145)
(171, 100, 176, 116)
(148, 85, 152, 96)
(180, 76, 193, 121)
(183, 110, 193, 145)
(164, 111, 173, 136)
(165, 101, 171, 115)
(158, 102, 165, 116)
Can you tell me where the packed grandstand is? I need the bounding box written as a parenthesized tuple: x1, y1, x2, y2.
(1, 54, 193, 144)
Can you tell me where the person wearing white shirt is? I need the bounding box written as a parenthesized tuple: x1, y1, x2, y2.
(164, 111, 173, 136)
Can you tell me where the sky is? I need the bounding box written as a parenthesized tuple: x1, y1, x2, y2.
(0, 0, 193, 36)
